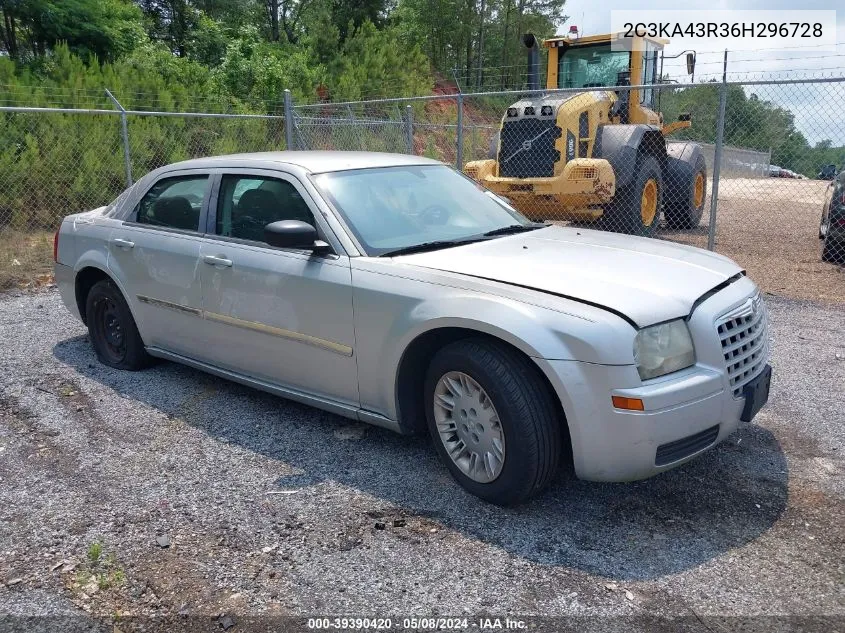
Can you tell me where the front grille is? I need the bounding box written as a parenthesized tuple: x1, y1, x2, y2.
(571, 167, 597, 180)
(498, 118, 561, 178)
(655, 425, 720, 466)
(716, 294, 769, 397)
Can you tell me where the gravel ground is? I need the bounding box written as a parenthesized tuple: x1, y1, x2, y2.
(0, 289, 843, 632)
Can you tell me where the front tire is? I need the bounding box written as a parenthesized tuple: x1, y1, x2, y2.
(822, 237, 844, 264)
(599, 155, 663, 237)
(85, 279, 153, 370)
(424, 339, 563, 505)
(665, 152, 707, 230)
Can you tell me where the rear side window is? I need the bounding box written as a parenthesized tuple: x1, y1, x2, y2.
(135, 175, 209, 231)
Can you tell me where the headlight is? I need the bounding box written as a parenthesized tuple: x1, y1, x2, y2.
(633, 319, 695, 380)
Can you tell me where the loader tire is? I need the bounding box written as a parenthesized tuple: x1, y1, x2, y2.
(599, 155, 663, 237)
(665, 152, 707, 230)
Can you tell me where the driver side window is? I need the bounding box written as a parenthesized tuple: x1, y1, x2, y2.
(216, 175, 315, 243)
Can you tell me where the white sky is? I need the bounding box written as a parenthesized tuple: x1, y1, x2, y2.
(554, 1, 845, 144)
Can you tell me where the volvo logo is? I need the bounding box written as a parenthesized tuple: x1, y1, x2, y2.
(522, 140, 532, 151)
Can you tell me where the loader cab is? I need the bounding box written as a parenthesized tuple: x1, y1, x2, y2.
(544, 33, 666, 126)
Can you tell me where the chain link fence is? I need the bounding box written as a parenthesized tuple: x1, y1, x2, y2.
(291, 78, 845, 302)
(0, 102, 286, 289)
(2, 77, 844, 302)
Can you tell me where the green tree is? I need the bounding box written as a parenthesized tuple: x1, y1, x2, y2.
(211, 34, 325, 104)
(327, 20, 431, 101)
(393, 0, 563, 90)
(0, 0, 145, 61)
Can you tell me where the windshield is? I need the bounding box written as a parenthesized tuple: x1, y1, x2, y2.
(558, 44, 630, 89)
(313, 165, 531, 256)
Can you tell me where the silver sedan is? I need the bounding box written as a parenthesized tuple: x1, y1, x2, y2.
(54, 151, 771, 505)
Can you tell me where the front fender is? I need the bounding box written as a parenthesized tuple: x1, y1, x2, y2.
(351, 263, 635, 420)
(393, 294, 602, 363)
(594, 124, 664, 189)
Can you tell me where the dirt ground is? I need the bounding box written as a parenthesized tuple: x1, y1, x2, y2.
(0, 230, 54, 292)
(666, 177, 844, 305)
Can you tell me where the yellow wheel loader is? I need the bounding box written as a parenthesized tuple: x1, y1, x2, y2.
(464, 32, 707, 236)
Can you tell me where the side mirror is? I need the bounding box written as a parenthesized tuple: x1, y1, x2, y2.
(264, 220, 328, 252)
(686, 52, 696, 75)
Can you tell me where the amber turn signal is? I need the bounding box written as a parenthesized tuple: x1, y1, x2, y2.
(612, 395, 645, 411)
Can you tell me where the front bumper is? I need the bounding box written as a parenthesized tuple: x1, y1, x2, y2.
(465, 158, 616, 220)
(539, 275, 769, 482)
(544, 360, 747, 481)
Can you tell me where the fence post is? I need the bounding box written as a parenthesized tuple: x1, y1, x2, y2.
(707, 51, 728, 251)
(283, 89, 295, 150)
(105, 89, 132, 187)
(346, 105, 365, 151)
(405, 105, 414, 154)
(456, 93, 464, 168)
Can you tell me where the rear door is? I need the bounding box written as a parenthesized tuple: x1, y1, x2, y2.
(196, 169, 358, 406)
(107, 170, 212, 356)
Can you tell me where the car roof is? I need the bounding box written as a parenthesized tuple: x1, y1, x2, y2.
(166, 151, 442, 174)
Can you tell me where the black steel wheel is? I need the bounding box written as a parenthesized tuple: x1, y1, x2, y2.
(85, 279, 154, 370)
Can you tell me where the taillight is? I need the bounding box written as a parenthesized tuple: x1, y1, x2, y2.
(53, 229, 60, 263)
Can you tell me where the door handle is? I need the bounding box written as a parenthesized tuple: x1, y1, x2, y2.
(203, 255, 233, 268)
(111, 238, 135, 249)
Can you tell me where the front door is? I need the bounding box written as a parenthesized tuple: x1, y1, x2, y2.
(197, 170, 358, 407)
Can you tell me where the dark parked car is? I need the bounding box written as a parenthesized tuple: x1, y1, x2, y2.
(819, 167, 845, 264)
(818, 164, 838, 180)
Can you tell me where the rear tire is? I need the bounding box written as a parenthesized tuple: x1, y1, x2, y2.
(665, 152, 707, 230)
(599, 155, 663, 237)
(424, 338, 563, 505)
(85, 279, 154, 370)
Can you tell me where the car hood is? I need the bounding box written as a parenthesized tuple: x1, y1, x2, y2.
(395, 226, 743, 327)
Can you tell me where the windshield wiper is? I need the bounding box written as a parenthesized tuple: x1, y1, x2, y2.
(482, 223, 546, 237)
(380, 224, 546, 257)
(380, 237, 487, 257)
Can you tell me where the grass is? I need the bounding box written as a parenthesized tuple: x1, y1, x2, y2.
(0, 228, 54, 291)
(87, 541, 103, 564)
(74, 541, 126, 593)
